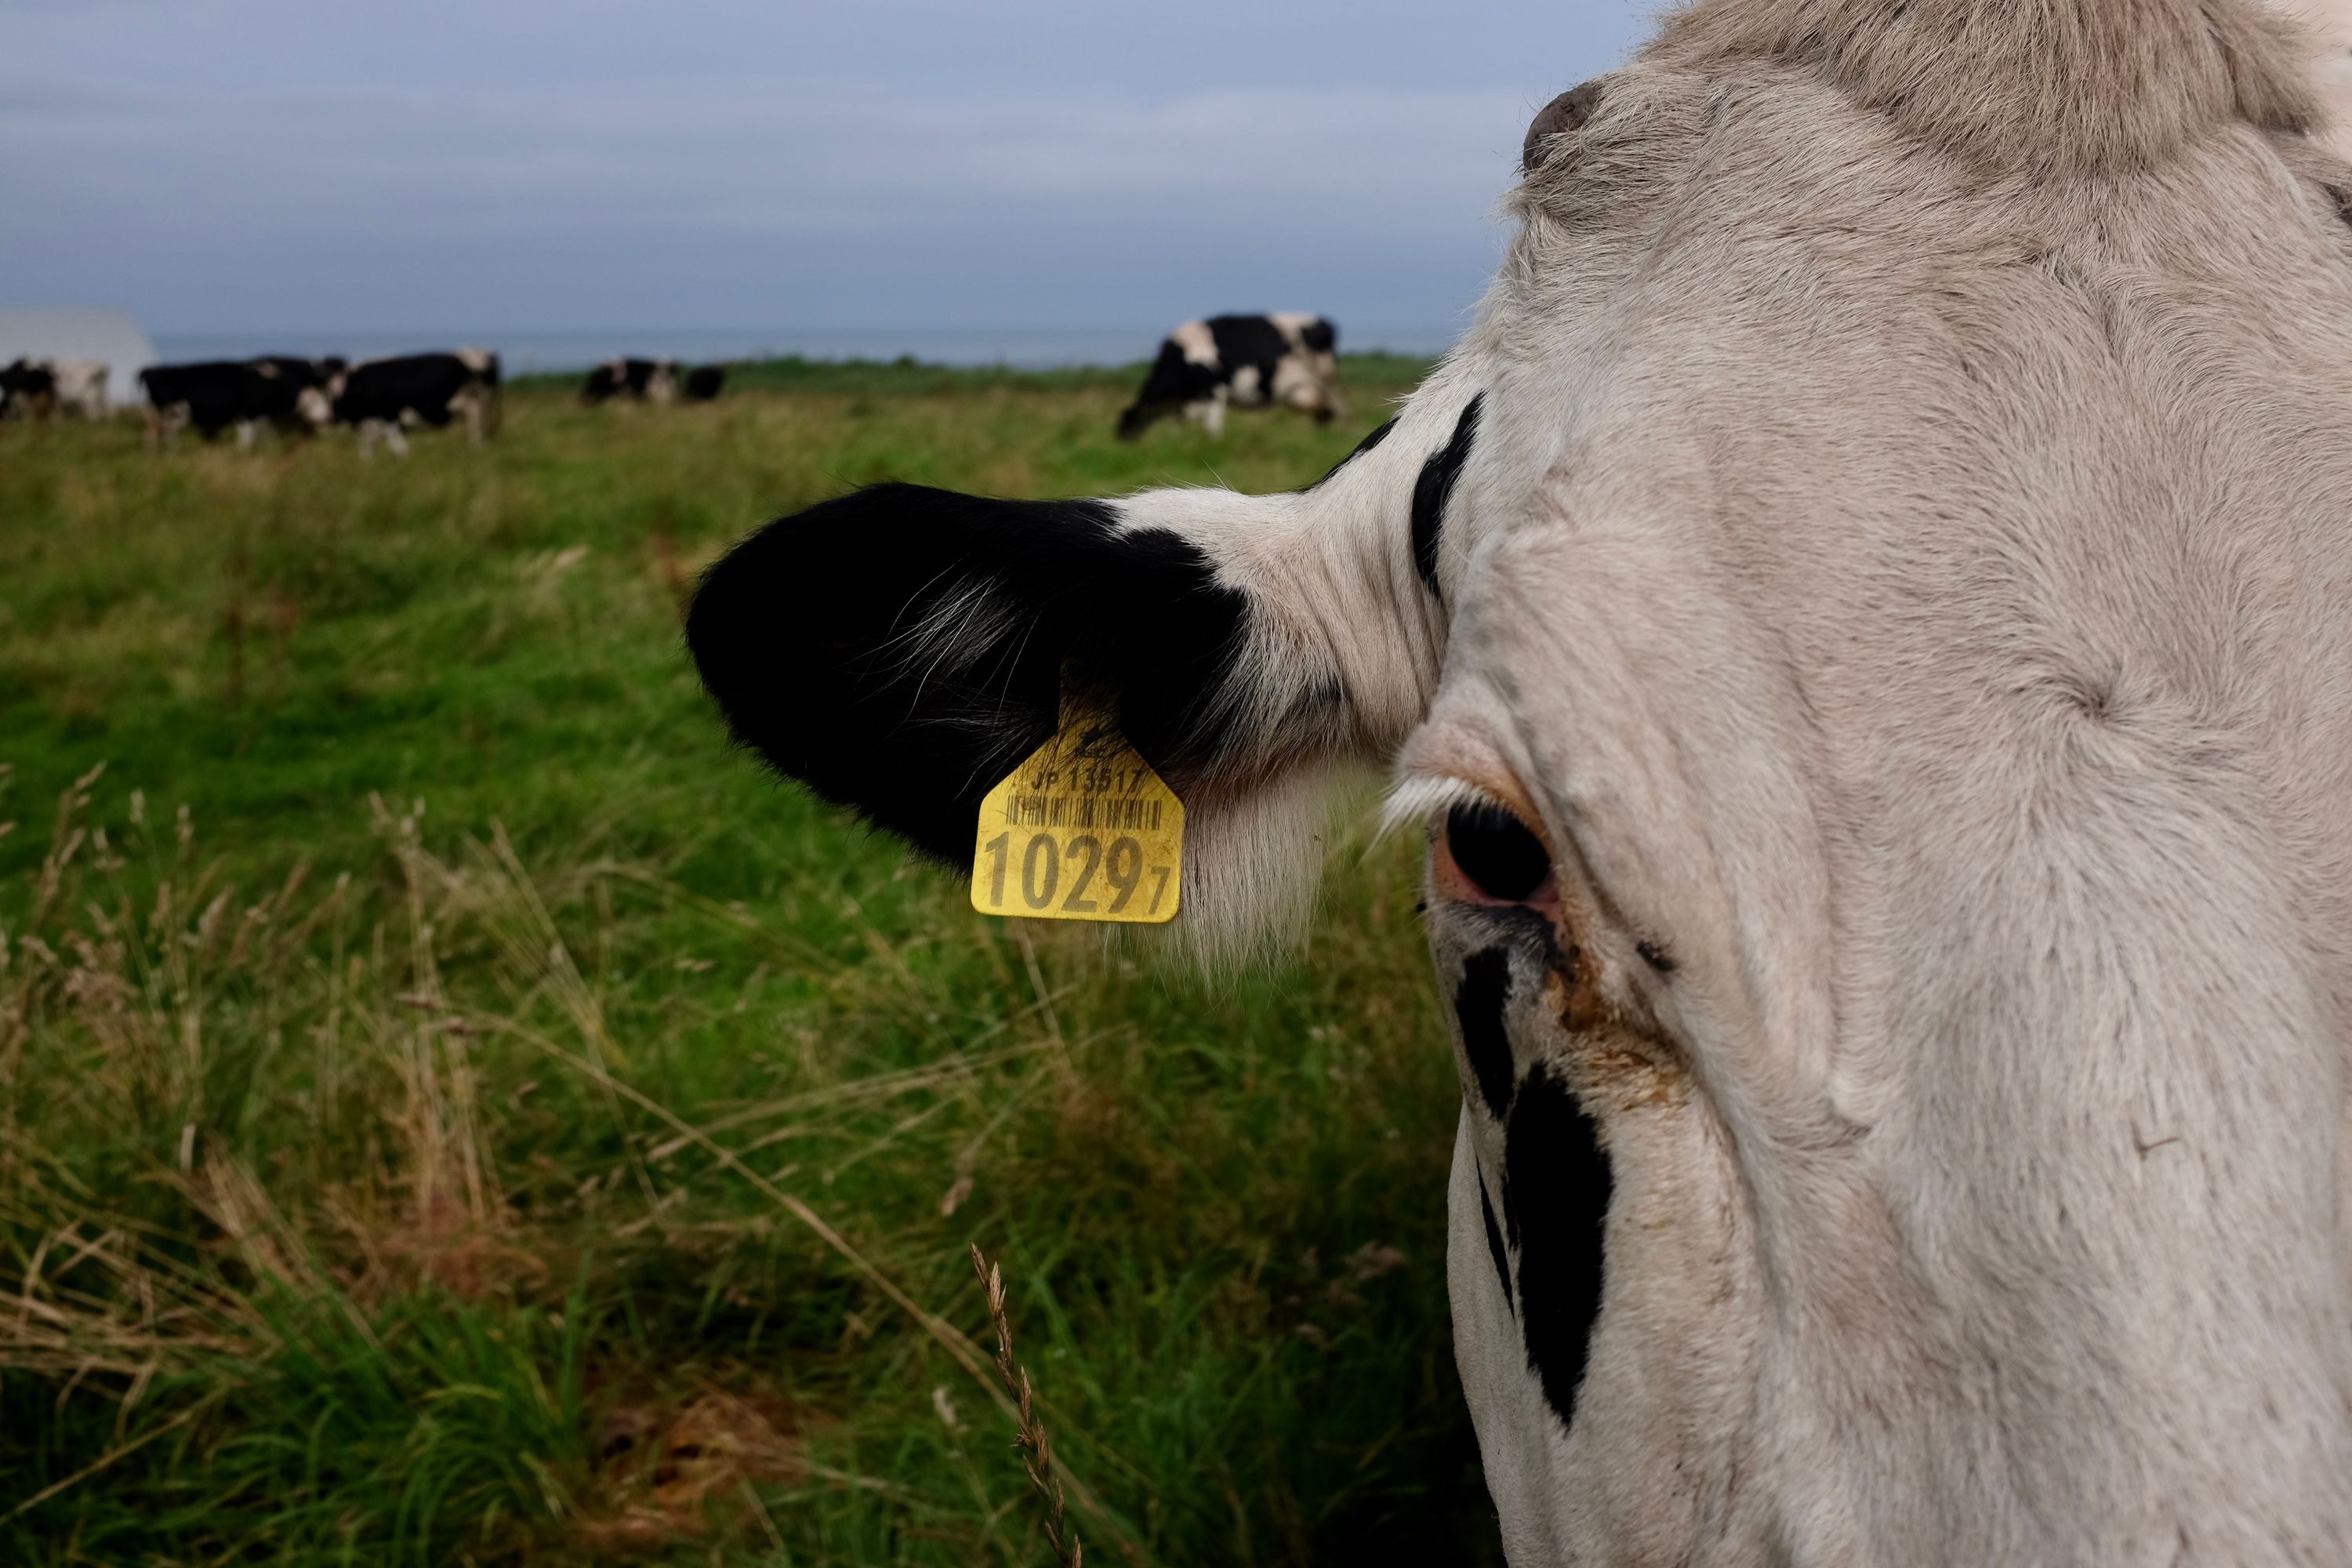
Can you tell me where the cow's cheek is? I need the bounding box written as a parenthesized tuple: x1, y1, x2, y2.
(1546, 1062, 1760, 1558)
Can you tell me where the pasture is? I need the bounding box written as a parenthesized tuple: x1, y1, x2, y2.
(0, 355, 1504, 1565)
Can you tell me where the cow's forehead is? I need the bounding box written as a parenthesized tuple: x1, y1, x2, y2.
(1415, 9, 2352, 1023)
(1443, 36, 2332, 688)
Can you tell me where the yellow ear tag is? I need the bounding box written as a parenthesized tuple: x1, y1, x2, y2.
(971, 700, 1183, 924)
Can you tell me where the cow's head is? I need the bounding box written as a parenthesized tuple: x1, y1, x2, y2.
(689, 0, 2352, 1556)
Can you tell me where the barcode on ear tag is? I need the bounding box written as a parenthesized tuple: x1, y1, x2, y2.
(971, 710, 1182, 924)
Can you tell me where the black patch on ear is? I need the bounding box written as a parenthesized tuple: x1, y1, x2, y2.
(1411, 394, 1483, 598)
(1503, 1065, 1612, 1428)
(1308, 416, 1395, 489)
(687, 482, 1247, 865)
(1454, 947, 1517, 1121)
(1478, 1163, 1515, 1314)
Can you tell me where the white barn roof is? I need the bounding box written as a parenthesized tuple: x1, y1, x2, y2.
(0, 308, 158, 406)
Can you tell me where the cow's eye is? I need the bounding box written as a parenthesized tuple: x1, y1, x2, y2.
(1446, 802, 1552, 902)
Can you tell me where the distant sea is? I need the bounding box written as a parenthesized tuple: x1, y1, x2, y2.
(150, 324, 1459, 376)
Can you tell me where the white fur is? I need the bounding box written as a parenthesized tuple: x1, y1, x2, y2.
(2314, 0, 2352, 164)
(1425, 3, 2350, 1556)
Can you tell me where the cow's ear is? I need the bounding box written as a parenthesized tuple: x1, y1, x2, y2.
(687, 483, 1258, 869)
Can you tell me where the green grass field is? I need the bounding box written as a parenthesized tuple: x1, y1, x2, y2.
(0, 355, 1503, 1566)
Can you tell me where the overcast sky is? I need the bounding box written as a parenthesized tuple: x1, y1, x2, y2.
(0, 1, 1650, 338)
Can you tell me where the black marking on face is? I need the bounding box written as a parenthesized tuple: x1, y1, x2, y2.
(1635, 940, 1675, 973)
(1478, 1161, 1515, 1314)
(1454, 947, 1517, 1121)
(1309, 416, 1396, 489)
(1446, 800, 1550, 902)
(1504, 1064, 1612, 1428)
(687, 483, 1248, 866)
(1411, 394, 1483, 598)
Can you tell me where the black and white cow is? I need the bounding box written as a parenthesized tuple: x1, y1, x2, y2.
(684, 0, 2352, 1559)
(0, 359, 58, 421)
(138, 358, 338, 448)
(0, 358, 111, 421)
(1116, 313, 1345, 439)
(580, 358, 679, 405)
(683, 365, 727, 402)
(325, 350, 502, 456)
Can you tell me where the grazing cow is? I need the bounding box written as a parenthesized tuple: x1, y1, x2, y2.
(1116, 313, 1345, 438)
(0, 359, 57, 420)
(2, 358, 112, 421)
(580, 358, 679, 405)
(137, 358, 336, 448)
(687, 0, 2352, 1560)
(325, 350, 502, 456)
(683, 365, 726, 402)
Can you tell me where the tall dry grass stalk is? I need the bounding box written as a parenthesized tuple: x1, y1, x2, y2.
(971, 1243, 1081, 1568)
(0, 776, 584, 1414)
(2, 764, 1142, 1559)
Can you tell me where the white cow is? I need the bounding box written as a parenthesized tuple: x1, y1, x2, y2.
(687, 0, 2352, 1559)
